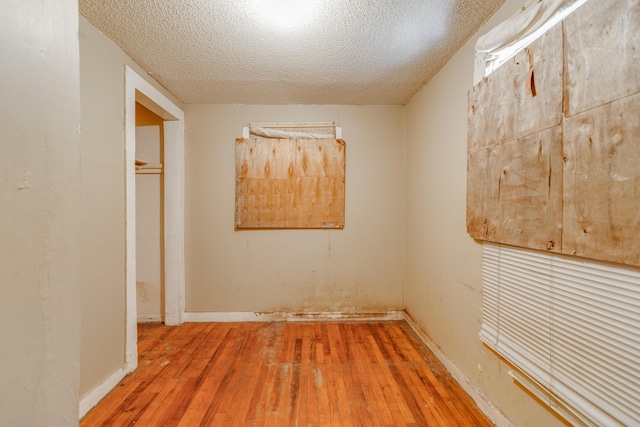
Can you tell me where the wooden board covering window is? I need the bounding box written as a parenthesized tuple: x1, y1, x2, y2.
(563, 92, 640, 266)
(467, 25, 564, 250)
(467, 126, 563, 251)
(468, 25, 563, 153)
(467, 0, 640, 267)
(563, 0, 640, 117)
(235, 138, 345, 229)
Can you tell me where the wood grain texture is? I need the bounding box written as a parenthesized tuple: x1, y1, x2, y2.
(81, 322, 493, 427)
(468, 24, 563, 154)
(563, 0, 640, 117)
(468, 2, 640, 265)
(235, 138, 345, 229)
(467, 149, 492, 238)
(563, 92, 640, 266)
(468, 126, 563, 252)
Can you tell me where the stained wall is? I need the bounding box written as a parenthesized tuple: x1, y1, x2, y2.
(405, 0, 566, 425)
(1, 0, 81, 424)
(79, 16, 181, 398)
(185, 105, 406, 314)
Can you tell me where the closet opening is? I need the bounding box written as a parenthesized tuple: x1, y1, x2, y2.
(135, 103, 165, 323)
(124, 66, 185, 372)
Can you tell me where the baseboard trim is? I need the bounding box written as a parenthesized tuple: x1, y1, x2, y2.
(403, 312, 513, 427)
(137, 315, 163, 323)
(183, 310, 405, 323)
(79, 366, 129, 419)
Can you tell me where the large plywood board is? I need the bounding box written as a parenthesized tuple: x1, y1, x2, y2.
(563, 93, 640, 266)
(467, 126, 563, 252)
(468, 25, 563, 154)
(467, 148, 493, 238)
(468, 1, 640, 267)
(564, 0, 640, 117)
(235, 138, 345, 229)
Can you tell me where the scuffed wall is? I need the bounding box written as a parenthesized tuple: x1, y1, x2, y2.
(1, 0, 81, 425)
(405, 0, 566, 426)
(78, 16, 181, 399)
(185, 105, 405, 314)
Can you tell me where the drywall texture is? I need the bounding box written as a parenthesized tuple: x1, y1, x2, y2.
(1, 0, 81, 425)
(405, 1, 566, 426)
(79, 16, 181, 399)
(185, 105, 405, 313)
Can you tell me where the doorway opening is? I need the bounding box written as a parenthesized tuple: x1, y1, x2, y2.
(135, 103, 165, 323)
(124, 66, 185, 372)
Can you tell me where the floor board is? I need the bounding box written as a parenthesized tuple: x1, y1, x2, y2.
(81, 321, 493, 426)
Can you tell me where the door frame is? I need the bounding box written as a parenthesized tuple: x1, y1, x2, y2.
(124, 66, 185, 371)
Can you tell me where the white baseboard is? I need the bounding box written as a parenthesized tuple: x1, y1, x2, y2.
(79, 366, 129, 419)
(183, 310, 405, 323)
(287, 311, 404, 322)
(183, 311, 287, 322)
(403, 313, 513, 427)
(137, 315, 163, 323)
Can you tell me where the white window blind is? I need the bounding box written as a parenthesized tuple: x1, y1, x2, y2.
(481, 243, 640, 426)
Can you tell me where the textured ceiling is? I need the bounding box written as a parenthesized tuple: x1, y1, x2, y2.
(80, 0, 506, 105)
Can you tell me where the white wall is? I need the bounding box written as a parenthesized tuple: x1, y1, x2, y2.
(405, 1, 566, 426)
(185, 105, 405, 313)
(79, 16, 182, 399)
(136, 125, 164, 322)
(1, 0, 81, 425)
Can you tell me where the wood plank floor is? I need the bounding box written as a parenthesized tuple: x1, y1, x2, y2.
(81, 321, 493, 426)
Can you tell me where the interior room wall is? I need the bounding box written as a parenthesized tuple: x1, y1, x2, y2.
(78, 16, 182, 399)
(1, 0, 81, 425)
(405, 1, 565, 426)
(185, 105, 406, 314)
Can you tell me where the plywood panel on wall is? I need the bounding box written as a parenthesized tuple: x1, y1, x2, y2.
(468, 24, 563, 153)
(468, 0, 640, 266)
(235, 138, 345, 229)
(467, 23, 564, 253)
(467, 126, 563, 251)
(564, 0, 640, 117)
(467, 148, 492, 238)
(563, 92, 640, 266)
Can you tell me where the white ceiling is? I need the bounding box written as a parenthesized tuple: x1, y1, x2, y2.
(79, 0, 506, 105)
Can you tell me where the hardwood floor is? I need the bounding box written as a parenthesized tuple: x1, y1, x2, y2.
(81, 321, 493, 426)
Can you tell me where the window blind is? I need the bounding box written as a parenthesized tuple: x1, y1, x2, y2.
(481, 243, 640, 426)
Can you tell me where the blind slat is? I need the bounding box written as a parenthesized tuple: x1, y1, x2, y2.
(481, 243, 640, 427)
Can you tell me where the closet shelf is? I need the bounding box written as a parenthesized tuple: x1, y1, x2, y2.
(135, 159, 163, 174)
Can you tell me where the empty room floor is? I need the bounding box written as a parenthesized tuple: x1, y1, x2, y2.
(81, 321, 492, 426)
